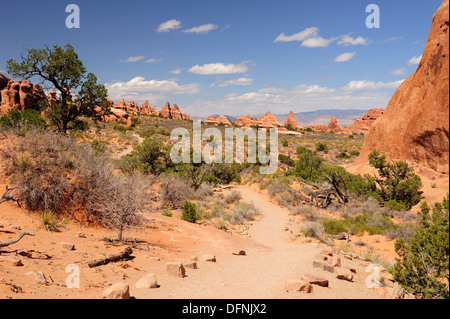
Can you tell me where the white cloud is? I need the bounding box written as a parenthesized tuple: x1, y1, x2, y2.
(301, 36, 336, 48)
(390, 68, 408, 76)
(274, 27, 319, 43)
(145, 58, 157, 63)
(407, 55, 422, 65)
(182, 24, 218, 34)
(384, 36, 403, 43)
(120, 56, 145, 63)
(105, 76, 199, 102)
(211, 77, 254, 87)
(333, 52, 356, 62)
(157, 19, 182, 33)
(188, 61, 250, 75)
(338, 35, 369, 46)
(183, 79, 403, 116)
(342, 79, 404, 91)
(169, 68, 184, 74)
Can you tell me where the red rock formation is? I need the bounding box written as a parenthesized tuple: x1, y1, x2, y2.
(346, 108, 384, 134)
(284, 111, 300, 130)
(170, 104, 183, 120)
(140, 100, 152, 115)
(348, 0, 449, 176)
(0, 75, 47, 114)
(161, 102, 171, 118)
(126, 100, 139, 113)
(205, 116, 233, 127)
(182, 113, 190, 120)
(258, 111, 282, 127)
(328, 117, 345, 133)
(116, 99, 126, 110)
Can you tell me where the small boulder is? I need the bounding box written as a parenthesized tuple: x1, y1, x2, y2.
(329, 256, 341, 267)
(313, 260, 334, 273)
(135, 273, 158, 289)
(182, 261, 198, 269)
(232, 250, 246, 256)
(0, 255, 23, 266)
(285, 280, 313, 293)
(202, 254, 216, 262)
(301, 274, 329, 287)
(334, 267, 353, 282)
(166, 262, 186, 278)
(25, 271, 47, 284)
(103, 282, 130, 299)
(61, 242, 75, 251)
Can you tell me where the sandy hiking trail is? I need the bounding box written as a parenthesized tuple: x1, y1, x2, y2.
(132, 186, 383, 299)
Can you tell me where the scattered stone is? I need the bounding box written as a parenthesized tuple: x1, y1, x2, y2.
(103, 282, 130, 299)
(301, 274, 329, 287)
(232, 250, 246, 256)
(313, 260, 334, 273)
(202, 254, 216, 262)
(334, 267, 353, 282)
(75, 232, 86, 238)
(315, 254, 329, 261)
(182, 261, 198, 269)
(61, 242, 75, 251)
(329, 256, 341, 267)
(165, 262, 186, 278)
(190, 256, 198, 261)
(285, 280, 313, 293)
(0, 255, 23, 266)
(135, 273, 158, 289)
(18, 251, 32, 258)
(25, 271, 47, 284)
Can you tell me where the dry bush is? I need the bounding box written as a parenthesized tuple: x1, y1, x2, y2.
(159, 176, 193, 208)
(291, 206, 320, 221)
(0, 129, 150, 239)
(225, 190, 242, 204)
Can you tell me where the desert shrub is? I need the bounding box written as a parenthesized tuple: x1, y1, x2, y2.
(119, 138, 169, 174)
(90, 139, 107, 155)
(275, 191, 296, 208)
(385, 223, 417, 242)
(40, 210, 59, 232)
(0, 109, 47, 131)
(278, 154, 295, 167)
(291, 206, 320, 221)
(159, 177, 193, 208)
(113, 124, 132, 133)
(181, 201, 197, 223)
(369, 150, 422, 211)
(138, 129, 155, 138)
(0, 130, 149, 240)
(316, 142, 329, 154)
(232, 202, 260, 224)
(225, 190, 242, 204)
(282, 140, 289, 147)
(301, 221, 328, 244)
(349, 150, 360, 157)
(321, 214, 397, 236)
(336, 151, 350, 159)
(267, 182, 290, 198)
(391, 195, 449, 299)
(67, 119, 89, 132)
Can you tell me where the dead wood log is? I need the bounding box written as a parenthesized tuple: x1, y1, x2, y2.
(0, 186, 21, 207)
(88, 247, 133, 268)
(0, 232, 34, 248)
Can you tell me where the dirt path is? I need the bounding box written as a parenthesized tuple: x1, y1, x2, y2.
(133, 186, 383, 299)
(112, 133, 144, 159)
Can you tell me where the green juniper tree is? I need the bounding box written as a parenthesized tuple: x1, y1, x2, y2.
(6, 44, 110, 133)
(392, 194, 449, 299)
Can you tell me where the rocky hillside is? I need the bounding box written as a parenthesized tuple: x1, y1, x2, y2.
(348, 0, 449, 177)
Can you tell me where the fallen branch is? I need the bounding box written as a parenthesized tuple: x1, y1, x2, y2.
(88, 247, 133, 268)
(0, 232, 34, 248)
(0, 186, 21, 207)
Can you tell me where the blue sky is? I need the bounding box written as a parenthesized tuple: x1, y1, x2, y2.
(0, 0, 440, 116)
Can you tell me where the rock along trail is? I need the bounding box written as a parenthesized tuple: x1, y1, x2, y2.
(134, 186, 382, 299)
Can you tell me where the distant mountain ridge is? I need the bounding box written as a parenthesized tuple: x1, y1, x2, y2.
(194, 109, 369, 127)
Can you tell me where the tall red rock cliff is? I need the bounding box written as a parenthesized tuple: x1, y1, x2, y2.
(348, 0, 449, 176)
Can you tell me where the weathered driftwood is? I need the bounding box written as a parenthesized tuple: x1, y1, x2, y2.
(0, 186, 21, 207)
(0, 232, 34, 248)
(88, 247, 133, 268)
